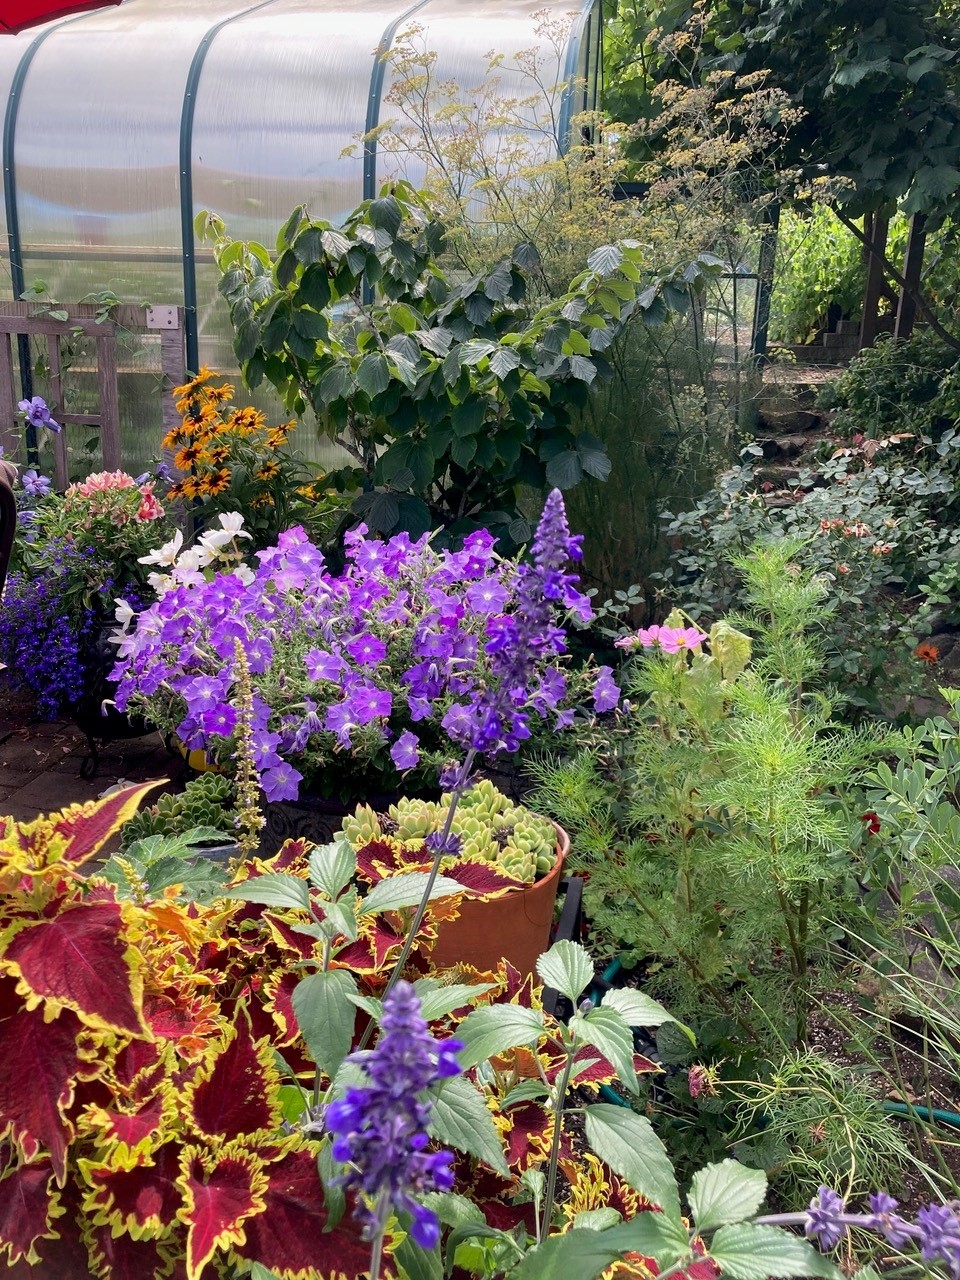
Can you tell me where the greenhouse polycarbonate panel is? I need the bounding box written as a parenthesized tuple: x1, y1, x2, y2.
(0, 36, 24, 289)
(192, 0, 421, 242)
(375, 0, 578, 196)
(10, 0, 252, 303)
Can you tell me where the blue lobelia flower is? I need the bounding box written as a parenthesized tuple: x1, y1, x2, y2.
(325, 981, 462, 1251)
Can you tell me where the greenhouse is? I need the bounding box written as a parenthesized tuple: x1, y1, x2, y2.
(0, 0, 601, 374)
(3, 0, 960, 1276)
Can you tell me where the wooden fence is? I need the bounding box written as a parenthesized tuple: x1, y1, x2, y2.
(0, 302, 185, 489)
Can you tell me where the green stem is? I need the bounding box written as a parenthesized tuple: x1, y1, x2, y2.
(356, 749, 477, 1053)
(539, 1047, 576, 1238)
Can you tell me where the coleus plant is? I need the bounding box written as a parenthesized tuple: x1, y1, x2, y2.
(0, 789, 510, 1279)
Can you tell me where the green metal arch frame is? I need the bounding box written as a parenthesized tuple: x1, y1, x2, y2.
(178, 0, 286, 375)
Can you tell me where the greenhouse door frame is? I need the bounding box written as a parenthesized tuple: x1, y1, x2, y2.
(0, 302, 185, 489)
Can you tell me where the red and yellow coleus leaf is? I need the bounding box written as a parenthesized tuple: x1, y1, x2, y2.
(80, 1139, 183, 1240)
(86, 1219, 182, 1280)
(0, 1005, 99, 1181)
(230, 1148, 383, 1280)
(181, 1018, 282, 1145)
(0, 1160, 64, 1264)
(3, 899, 146, 1036)
(178, 1141, 269, 1280)
(0, 782, 162, 880)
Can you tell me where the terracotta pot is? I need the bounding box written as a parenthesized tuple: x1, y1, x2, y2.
(430, 823, 570, 979)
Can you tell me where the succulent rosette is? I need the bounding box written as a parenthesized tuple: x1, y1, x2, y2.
(111, 492, 605, 803)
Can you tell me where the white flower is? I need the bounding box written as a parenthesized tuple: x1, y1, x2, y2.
(147, 570, 172, 596)
(175, 546, 214, 572)
(232, 563, 255, 586)
(198, 527, 235, 553)
(138, 529, 184, 566)
(217, 512, 252, 540)
(113, 598, 135, 632)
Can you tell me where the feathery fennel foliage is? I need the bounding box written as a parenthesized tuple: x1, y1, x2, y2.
(527, 544, 886, 1046)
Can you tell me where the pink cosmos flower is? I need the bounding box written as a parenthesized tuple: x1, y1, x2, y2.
(658, 626, 707, 654)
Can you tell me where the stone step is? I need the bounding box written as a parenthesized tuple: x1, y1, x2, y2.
(755, 433, 829, 461)
(756, 406, 829, 433)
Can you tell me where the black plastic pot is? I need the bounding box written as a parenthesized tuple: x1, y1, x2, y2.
(69, 621, 151, 778)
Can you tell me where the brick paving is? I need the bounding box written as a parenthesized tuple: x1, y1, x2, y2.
(0, 685, 176, 828)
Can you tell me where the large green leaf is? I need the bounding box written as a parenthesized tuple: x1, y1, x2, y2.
(393, 1231, 442, 1280)
(292, 969, 357, 1079)
(506, 1216, 685, 1280)
(358, 872, 464, 916)
(429, 1076, 509, 1175)
(307, 840, 356, 900)
(455, 1004, 545, 1069)
(356, 353, 391, 396)
(573, 1007, 637, 1094)
(688, 1160, 768, 1232)
(600, 988, 686, 1033)
(221, 873, 310, 911)
(370, 195, 403, 236)
(587, 244, 624, 277)
(536, 940, 593, 1004)
(583, 1105, 681, 1223)
(545, 450, 583, 489)
(708, 1224, 842, 1279)
(413, 980, 496, 1021)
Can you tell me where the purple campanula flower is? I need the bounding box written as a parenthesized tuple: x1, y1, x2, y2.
(390, 730, 420, 771)
(305, 648, 345, 682)
(202, 703, 238, 737)
(324, 981, 461, 1250)
(465, 576, 510, 614)
(346, 632, 387, 666)
(805, 1187, 847, 1252)
(261, 761, 303, 803)
(18, 395, 60, 433)
(592, 665, 621, 713)
(155, 461, 174, 484)
(20, 469, 52, 498)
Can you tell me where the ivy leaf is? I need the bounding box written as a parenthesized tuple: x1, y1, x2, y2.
(222, 874, 310, 911)
(536, 940, 593, 1004)
(688, 1160, 768, 1232)
(573, 1007, 637, 1094)
(587, 244, 624, 277)
(292, 970, 357, 1079)
(708, 1223, 842, 1278)
(455, 1004, 545, 1069)
(484, 260, 515, 302)
(583, 1105, 681, 1223)
(351, 490, 399, 533)
(314, 364, 352, 407)
(293, 226, 323, 266)
(545, 450, 583, 489)
(428, 1076, 509, 1175)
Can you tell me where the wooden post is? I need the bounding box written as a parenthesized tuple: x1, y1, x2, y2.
(894, 212, 928, 340)
(860, 211, 890, 350)
(0, 333, 18, 459)
(96, 334, 121, 470)
(45, 335, 70, 491)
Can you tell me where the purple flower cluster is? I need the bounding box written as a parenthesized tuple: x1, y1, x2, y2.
(18, 395, 60, 433)
(111, 492, 602, 803)
(325, 981, 461, 1248)
(0, 567, 93, 717)
(798, 1186, 960, 1278)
